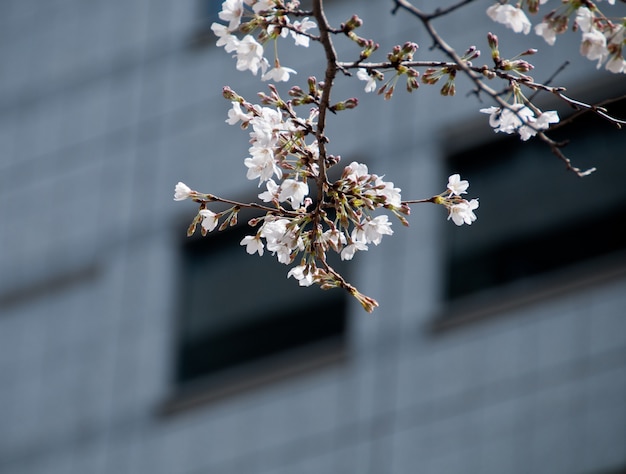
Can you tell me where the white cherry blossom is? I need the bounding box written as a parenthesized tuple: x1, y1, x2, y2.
(575, 7, 594, 33)
(199, 209, 219, 232)
(226, 101, 253, 126)
(252, 0, 275, 14)
(174, 182, 193, 201)
(357, 68, 377, 93)
(250, 107, 285, 146)
(534, 111, 560, 130)
(240, 234, 264, 256)
(287, 264, 316, 287)
(321, 229, 347, 252)
(374, 177, 402, 207)
(447, 174, 469, 196)
(344, 161, 370, 181)
(235, 36, 268, 75)
(480, 104, 536, 137)
(535, 21, 557, 46)
(218, 0, 245, 31)
(262, 65, 297, 82)
(243, 147, 282, 186)
(581, 29, 608, 66)
(487, 4, 531, 35)
(354, 215, 393, 246)
(341, 240, 368, 261)
(291, 18, 316, 47)
(260, 217, 289, 241)
(258, 179, 280, 202)
(278, 179, 309, 209)
(448, 199, 479, 226)
(606, 56, 626, 73)
(211, 22, 239, 52)
(517, 110, 559, 141)
(260, 218, 303, 264)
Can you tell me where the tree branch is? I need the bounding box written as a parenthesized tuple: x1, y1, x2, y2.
(312, 0, 337, 198)
(391, 0, 621, 175)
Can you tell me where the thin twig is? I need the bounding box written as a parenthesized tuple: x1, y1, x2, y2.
(538, 132, 596, 177)
(527, 61, 570, 102)
(424, 0, 479, 20)
(195, 194, 301, 217)
(391, 0, 622, 175)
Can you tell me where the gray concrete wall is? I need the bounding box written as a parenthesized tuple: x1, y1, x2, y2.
(1, 1, 625, 473)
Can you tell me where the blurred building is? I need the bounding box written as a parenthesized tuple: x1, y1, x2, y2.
(1, 1, 625, 473)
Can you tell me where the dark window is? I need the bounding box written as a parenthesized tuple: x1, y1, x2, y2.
(443, 96, 626, 306)
(174, 212, 348, 396)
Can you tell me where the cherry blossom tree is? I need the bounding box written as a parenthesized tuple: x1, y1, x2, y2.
(175, 0, 626, 312)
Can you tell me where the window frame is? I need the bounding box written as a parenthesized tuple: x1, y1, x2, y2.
(163, 208, 350, 412)
(432, 88, 626, 330)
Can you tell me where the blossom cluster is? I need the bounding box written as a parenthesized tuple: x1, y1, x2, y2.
(435, 174, 479, 226)
(480, 103, 559, 141)
(225, 92, 316, 202)
(185, 157, 407, 264)
(488, 1, 626, 74)
(193, 0, 626, 310)
(174, 167, 478, 295)
(211, 0, 316, 81)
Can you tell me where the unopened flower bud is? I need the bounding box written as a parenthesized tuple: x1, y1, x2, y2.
(349, 287, 379, 313)
(222, 86, 240, 101)
(396, 215, 409, 226)
(187, 220, 198, 237)
(384, 85, 395, 100)
(360, 40, 378, 59)
(342, 14, 363, 32)
(388, 44, 402, 62)
(487, 32, 500, 61)
(463, 45, 480, 61)
(440, 81, 456, 96)
(344, 98, 358, 109)
(401, 41, 418, 57)
(520, 48, 538, 56)
(239, 21, 256, 34)
(326, 154, 341, 166)
(487, 32, 499, 49)
(332, 98, 359, 111)
(406, 75, 420, 92)
(502, 59, 534, 72)
(422, 68, 441, 84)
(527, 0, 540, 14)
(218, 219, 230, 232)
(482, 67, 496, 79)
(258, 29, 271, 43)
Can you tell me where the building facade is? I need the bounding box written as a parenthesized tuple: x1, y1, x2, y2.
(1, 1, 625, 473)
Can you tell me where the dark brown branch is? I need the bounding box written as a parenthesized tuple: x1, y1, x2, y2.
(422, 0, 479, 20)
(554, 92, 626, 127)
(195, 193, 301, 217)
(312, 0, 337, 198)
(527, 61, 570, 102)
(391, 0, 624, 175)
(538, 132, 596, 177)
(552, 93, 626, 129)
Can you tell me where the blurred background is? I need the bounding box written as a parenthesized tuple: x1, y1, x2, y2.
(0, 1, 625, 473)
